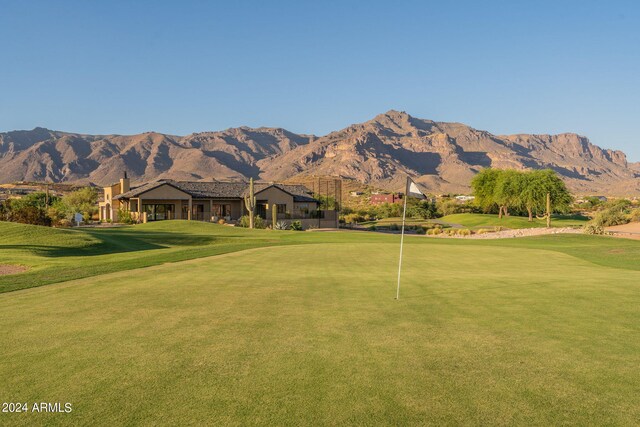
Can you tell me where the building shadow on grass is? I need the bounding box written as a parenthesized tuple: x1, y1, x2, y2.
(0, 229, 218, 258)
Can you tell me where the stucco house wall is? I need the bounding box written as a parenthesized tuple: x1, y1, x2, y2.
(254, 186, 294, 218)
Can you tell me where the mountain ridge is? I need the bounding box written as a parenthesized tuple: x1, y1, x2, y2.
(1, 110, 638, 195)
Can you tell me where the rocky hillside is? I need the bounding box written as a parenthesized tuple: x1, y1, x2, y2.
(1, 111, 638, 195)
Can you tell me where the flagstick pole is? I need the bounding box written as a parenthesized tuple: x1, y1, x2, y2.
(396, 192, 409, 300)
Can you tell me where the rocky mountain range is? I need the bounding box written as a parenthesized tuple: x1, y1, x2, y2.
(1, 110, 638, 195)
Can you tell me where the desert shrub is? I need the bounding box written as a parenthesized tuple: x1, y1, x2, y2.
(1, 192, 58, 226)
(426, 228, 442, 235)
(290, 220, 302, 231)
(582, 196, 605, 210)
(389, 223, 400, 231)
(437, 199, 460, 216)
(2, 198, 51, 226)
(274, 221, 289, 230)
(582, 198, 631, 231)
(13, 205, 50, 225)
(590, 209, 628, 227)
(583, 224, 606, 235)
(407, 199, 439, 219)
(218, 218, 226, 225)
(476, 228, 494, 234)
(629, 209, 640, 223)
(57, 218, 73, 228)
(603, 199, 632, 211)
(238, 215, 250, 227)
(415, 227, 426, 235)
(458, 229, 472, 236)
(367, 225, 377, 231)
(117, 207, 135, 224)
(343, 213, 366, 224)
(375, 202, 402, 219)
(237, 215, 266, 229)
(47, 200, 71, 226)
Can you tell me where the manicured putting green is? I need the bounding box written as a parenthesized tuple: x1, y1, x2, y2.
(1, 237, 639, 425)
(439, 213, 588, 229)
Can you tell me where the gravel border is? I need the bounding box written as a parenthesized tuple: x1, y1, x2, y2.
(430, 227, 582, 239)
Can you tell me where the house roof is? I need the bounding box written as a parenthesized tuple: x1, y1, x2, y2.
(114, 180, 318, 202)
(175, 181, 249, 199)
(114, 180, 187, 199)
(252, 183, 319, 202)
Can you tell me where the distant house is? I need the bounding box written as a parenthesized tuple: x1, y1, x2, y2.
(454, 195, 475, 202)
(370, 193, 403, 205)
(98, 173, 338, 229)
(350, 191, 363, 197)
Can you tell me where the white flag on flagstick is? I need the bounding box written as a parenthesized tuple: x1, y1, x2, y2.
(406, 178, 426, 199)
(396, 177, 426, 300)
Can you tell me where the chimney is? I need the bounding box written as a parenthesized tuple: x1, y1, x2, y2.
(119, 171, 130, 194)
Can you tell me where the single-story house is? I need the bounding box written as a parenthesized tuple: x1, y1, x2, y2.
(98, 173, 338, 229)
(370, 193, 403, 205)
(454, 195, 475, 202)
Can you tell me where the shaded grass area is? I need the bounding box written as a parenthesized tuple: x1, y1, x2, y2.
(0, 219, 638, 294)
(0, 221, 283, 293)
(439, 213, 588, 229)
(1, 243, 640, 425)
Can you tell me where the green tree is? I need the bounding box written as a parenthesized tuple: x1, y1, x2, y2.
(494, 169, 525, 218)
(471, 168, 502, 213)
(407, 198, 438, 219)
(519, 171, 540, 221)
(47, 199, 71, 226)
(2, 192, 58, 226)
(472, 168, 571, 223)
(63, 187, 99, 220)
(529, 170, 572, 226)
(59, 187, 98, 221)
(374, 202, 401, 219)
(315, 194, 337, 210)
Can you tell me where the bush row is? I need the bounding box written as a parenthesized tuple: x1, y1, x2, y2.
(236, 215, 304, 231)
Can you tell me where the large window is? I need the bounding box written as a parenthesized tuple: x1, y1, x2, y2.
(192, 204, 205, 221)
(142, 204, 174, 221)
(212, 204, 231, 217)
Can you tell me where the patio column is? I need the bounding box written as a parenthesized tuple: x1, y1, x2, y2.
(137, 198, 142, 222)
(187, 198, 192, 220)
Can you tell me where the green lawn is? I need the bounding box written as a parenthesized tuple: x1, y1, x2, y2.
(440, 213, 589, 229)
(1, 221, 640, 425)
(358, 213, 588, 230)
(0, 221, 290, 293)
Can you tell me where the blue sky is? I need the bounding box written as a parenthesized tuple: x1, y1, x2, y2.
(1, 0, 639, 160)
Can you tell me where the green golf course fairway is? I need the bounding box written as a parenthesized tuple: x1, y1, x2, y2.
(439, 213, 588, 229)
(1, 222, 640, 425)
